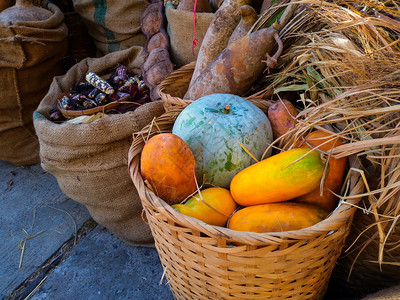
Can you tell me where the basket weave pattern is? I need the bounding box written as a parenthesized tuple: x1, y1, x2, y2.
(128, 109, 364, 300)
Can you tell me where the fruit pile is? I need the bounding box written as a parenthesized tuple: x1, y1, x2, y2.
(140, 93, 347, 233)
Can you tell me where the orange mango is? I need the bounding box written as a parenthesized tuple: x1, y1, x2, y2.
(140, 133, 197, 205)
(230, 148, 326, 206)
(295, 130, 347, 212)
(172, 187, 238, 227)
(228, 202, 329, 233)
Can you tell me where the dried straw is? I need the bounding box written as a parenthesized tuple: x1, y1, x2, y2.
(248, 0, 399, 294)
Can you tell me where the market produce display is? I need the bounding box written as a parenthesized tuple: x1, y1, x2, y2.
(128, 0, 400, 297)
(1, 0, 397, 298)
(138, 93, 333, 233)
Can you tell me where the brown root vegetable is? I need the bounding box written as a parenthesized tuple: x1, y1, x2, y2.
(142, 47, 171, 73)
(184, 27, 283, 100)
(140, 1, 164, 38)
(177, 0, 213, 13)
(145, 29, 169, 53)
(267, 99, 299, 139)
(228, 5, 258, 45)
(186, 0, 251, 93)
(260, 0, 272, 13)
(0, 0, 52, 23)
(143, 60, 174, 89)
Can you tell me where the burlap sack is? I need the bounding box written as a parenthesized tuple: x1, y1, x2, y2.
(33, 46, 166, 246)
(165, 3, 213, 68)
(72, 0, 149, 56)
(0, 1, 68, 166)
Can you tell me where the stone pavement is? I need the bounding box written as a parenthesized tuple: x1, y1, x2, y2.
(1, 160, 173, 300)
(1, 159, 359, 300)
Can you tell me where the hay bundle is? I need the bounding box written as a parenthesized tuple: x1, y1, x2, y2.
(246, 0, 400, 296)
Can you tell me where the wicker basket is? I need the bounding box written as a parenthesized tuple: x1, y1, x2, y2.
(128, 108, 364, 300)
(158, 62, 271, 113)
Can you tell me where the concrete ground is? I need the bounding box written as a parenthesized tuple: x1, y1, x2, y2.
(1, 159, 361, 300)
(1, 160, 173, 300)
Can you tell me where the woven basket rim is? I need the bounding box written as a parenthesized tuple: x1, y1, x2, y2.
(158, 61, 272, 112)
(128, 109, 364, 246)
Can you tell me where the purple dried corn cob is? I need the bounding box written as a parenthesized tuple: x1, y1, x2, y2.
(118, 75, 141, 91)
(85, 72, 115, 95)
(116, 65, 129, 80)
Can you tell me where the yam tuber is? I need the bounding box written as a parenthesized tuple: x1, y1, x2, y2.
(142, 47, 171, 73)
(145, 29, 170, 53)
(228, 5, 258, 45)
(185, 0, 251, 95)
(140, 2, 165, 38)
(184, 27, 283, 100)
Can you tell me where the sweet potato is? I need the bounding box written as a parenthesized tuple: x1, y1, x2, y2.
(228, 5, 258, 45)
(140, 2, 165, 38)
(186, 0, 251, 92)
(184, 27, 283, 99)
(145, 29, 169, 53)
(143, 60, 174, 89)
(268, 99, 299, 139)
(177, 0, 213, 12)
(142, 47, 171, 73)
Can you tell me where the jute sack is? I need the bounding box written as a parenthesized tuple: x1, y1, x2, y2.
(33, 46, 166, 246)
(72, 0, 149, 56)
(0, 1, 68, 166)
(165, 3, 213, 68)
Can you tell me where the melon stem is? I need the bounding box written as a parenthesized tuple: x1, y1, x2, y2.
(222, 105, 230, 114)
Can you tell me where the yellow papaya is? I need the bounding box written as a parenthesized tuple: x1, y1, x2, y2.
(172, 187, 238, 227)
(230, 148, 326, 206)
(228, 202, 329, 233)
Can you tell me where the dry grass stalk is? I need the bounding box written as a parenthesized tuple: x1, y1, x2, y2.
(250, 0, 400, 270)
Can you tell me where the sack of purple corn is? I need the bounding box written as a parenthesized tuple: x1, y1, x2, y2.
(33, 46, 165, 246)
(54, 65, 151, 121)
(0, 0, 68, 166)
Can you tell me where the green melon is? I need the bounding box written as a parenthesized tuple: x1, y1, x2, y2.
(172, 94, 273, 189)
